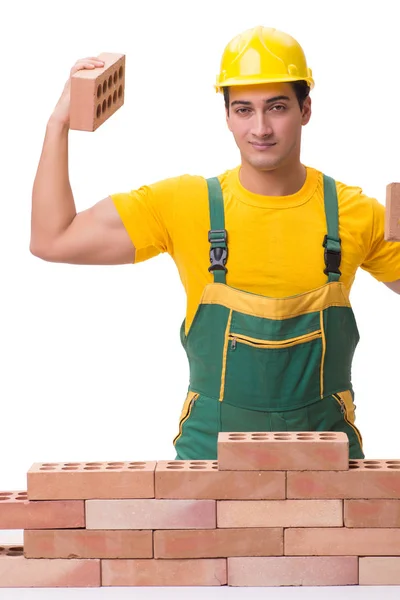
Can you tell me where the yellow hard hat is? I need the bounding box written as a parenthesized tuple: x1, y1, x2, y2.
(215, 26, 314, 92)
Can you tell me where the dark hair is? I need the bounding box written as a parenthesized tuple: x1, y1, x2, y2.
(223, 80, 310, 114)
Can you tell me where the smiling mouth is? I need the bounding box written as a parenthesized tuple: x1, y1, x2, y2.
(250, 142, 276, 148)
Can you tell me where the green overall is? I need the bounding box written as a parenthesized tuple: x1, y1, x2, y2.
(173, 174, 364, 461)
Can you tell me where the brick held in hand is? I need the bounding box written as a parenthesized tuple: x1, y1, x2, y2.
(27, 461, 156, 500)
(385, 183, 400, 241)
(70, 53, 125, 132)
(217, 431, 349, 471)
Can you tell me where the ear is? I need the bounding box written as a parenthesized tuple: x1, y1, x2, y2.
(301, 96, 312, 126)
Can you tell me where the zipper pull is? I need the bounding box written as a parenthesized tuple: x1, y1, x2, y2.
(339, 398, 346, 414)
(231, 337, 237, 350)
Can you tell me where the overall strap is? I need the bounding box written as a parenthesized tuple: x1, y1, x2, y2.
(206, 177, 228, 284)
(322, 174, 342, 282)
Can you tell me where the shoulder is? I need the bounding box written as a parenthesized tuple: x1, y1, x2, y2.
(331, 174, 379, 211)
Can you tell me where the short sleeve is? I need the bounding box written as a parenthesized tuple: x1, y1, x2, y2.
(110, 176, 180, 264)
(360, 196, 400, 282)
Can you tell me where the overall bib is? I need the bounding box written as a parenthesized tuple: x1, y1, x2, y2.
(173, 174, 364, 461)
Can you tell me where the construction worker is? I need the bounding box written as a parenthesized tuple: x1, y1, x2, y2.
(31, 27, 400, 461)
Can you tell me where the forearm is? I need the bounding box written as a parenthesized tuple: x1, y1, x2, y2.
(30, 118, 76, 255)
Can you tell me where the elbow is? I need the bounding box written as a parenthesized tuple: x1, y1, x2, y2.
(29, 240, 53, 262)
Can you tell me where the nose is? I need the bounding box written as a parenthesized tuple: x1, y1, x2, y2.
(251, 111, 273, 138)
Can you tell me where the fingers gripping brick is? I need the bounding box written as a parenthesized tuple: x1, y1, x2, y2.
(385, 183, 400, 241)
(70, 53, 125, 131)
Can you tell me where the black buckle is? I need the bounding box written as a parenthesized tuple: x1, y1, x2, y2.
(322, 234, 341, 275)
(208, 229, 228, 273)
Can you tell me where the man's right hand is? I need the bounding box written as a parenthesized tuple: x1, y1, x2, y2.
(50, 57, 105, 128)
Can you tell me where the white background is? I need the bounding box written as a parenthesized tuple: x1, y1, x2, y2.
(0, 0, 399, 597)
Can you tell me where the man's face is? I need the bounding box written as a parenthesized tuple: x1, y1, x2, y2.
(225, 82, 311, 171)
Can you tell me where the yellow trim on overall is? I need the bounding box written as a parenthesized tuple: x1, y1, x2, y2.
(320, 310, 326, 399)
(196, 280, 350, 321)
(219, 309, 233, 402)
(333, 391, 363, 449)
(173, 390, 200, 446)
(228, 329, 322, 349)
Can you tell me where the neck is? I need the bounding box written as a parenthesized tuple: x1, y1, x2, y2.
(238, 161, 307, 196)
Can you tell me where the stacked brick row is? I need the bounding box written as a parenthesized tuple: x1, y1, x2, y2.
(0, 431, 400, 587)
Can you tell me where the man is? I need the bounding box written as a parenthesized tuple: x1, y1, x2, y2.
(30, 26, 400, 461)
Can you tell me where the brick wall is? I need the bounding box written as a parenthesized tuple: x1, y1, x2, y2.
(0, 431, 399, 587)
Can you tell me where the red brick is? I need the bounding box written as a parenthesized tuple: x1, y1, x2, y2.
(24, 529, 152, 559)
(102, 558, 227, 586)
(0, 546, 99, 587)
(228, 556, 358, 586)
(155, 460, 285, 499)
(0, 491, 84, 529)
(217, 500, 342, 528)
(70, 53, 125, 132)
(27, 461, 156, 500)
(218, 431, 349, 471)
(285, 528, 400, 555)
(86, 499, 216, 529)
(345, 499, 400, 527)
(385, 182, 400, 241)
(288, 459, 400, 498)
(154, 528, 283, 558)
(359, 557, 400, 585)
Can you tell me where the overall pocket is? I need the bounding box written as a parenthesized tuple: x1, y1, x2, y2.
(222, 328, 324, 411)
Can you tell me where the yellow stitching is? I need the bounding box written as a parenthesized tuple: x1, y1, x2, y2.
(173, 391, 199, 445)
(320, 310, 326, 399)
(228, 330, 321, 348)
(219, 309, 233, 402)
(333, 392, 363, 449)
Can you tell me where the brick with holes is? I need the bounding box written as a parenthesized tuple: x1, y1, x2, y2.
(345, 499, 400, 527)
(287, 460, 400, 499)
(228, 556, 358, 586)
(217, 431, 349, 471)
(285, 527, 400, 555)
(359, 557, 400, 585)
(154, 527, 283, 558)
(27, 461, 156, 500)
(24, 529, 153, 559)
(0, 546, 100, 587)
(86, 499, 216, 530)
(0, 491, 84, 529)
(385, 183, 400, 241)
(70, 53, 125, 132)
(102, 558, 227, 586)
(155, 460, 285, 499)
(217, 499, 343, 528)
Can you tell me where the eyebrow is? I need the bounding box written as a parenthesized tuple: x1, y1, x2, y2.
(231, 95, 291, 107)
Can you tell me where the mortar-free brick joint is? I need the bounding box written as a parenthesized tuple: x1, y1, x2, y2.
(1, 432, 400, 587)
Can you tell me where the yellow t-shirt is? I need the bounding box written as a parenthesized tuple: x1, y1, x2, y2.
(110, 165, 400, 336)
